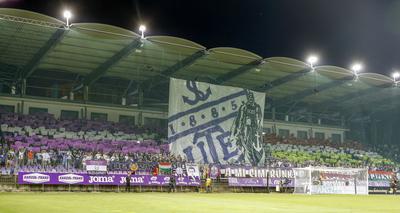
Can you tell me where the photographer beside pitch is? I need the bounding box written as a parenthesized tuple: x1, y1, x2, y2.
(168, 175, 176, 193)
(125, 172, 131, 192)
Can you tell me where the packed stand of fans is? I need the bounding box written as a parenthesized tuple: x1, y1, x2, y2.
(264, 133, 397, 171)
(0, 111, 399, 175)
(369, 144, 400, 164)
(0, 112, 186, 175)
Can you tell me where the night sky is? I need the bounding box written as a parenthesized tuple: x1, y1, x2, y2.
(2, 0, 400, 76)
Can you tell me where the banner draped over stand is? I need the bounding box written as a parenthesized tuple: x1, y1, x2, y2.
(168, 78, 266, 166)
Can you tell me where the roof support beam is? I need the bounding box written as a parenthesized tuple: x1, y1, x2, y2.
(82, 39, 142, 86)
(214, 59, 264, 84)
(160, 50, 206, 77)
(143, 50, 206, 91)
(274, 77, 354, 107)
(19, 28, 66, 79)
(254, 68, 311, 91)
(123, 80, 135, 97)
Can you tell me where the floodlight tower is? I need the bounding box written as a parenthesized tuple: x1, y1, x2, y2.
(392, 71, 400, 86)
(392, 72, 400, 81)
(63, 10, 72, 28)
(351, 63, 363, 74)
(307, 55, 319, 69)
(351, 63, 363, 81)
(139, 25, 146, 39)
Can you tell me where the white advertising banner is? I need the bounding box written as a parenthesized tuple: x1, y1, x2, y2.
(168, 78, 266, 166)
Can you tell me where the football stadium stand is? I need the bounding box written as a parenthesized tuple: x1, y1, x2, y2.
(0, 8, 399, 194)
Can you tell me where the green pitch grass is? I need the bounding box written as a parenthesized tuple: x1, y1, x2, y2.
(0, 192, 399, 213)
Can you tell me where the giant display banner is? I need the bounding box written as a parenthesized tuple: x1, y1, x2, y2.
(368, 170, 393, 187)
(228, 177, 294, 187)
(18, 172, 200, 186)
(168, 78, 266, 166)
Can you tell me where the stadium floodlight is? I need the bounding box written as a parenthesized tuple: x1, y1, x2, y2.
(351, 63, 363, 74)
(139, 25, 146, 39)
(307, 55, 318, 68)
(392, 71, 400, 81)
(63, 10, 72, 28)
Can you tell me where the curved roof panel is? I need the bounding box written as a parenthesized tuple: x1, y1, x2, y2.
(358, 73, 393, 87)
(0, 8, 399, 115)
(266, 57, 308, 69)
(174, 48, 262, 82)
(0, 8, 64, 27)
(147, 36, 205, 50)
(226, 57, 309, 89)
(314, 66, 353, 80)
(38, 24, 135, 76)
(209, 47, 262, 64)
(107, 36, 205, 81)
(72, 23, 139, 39)
(0, 9, 63, 74)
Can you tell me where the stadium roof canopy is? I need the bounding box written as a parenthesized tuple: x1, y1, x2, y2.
(0, 8, 399, 121)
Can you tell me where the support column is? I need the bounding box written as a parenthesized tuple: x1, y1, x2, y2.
(271, 107, 276, 121)
(83, 85, 89, 102)
(69, 91, 74, 101)
(138, 85, 144, 109)
(340, 116, 346, 127)
(138, 112, 143, 126)
(21, 79, 26, 96)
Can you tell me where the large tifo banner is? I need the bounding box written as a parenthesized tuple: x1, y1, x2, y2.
(18, 172, 200, 186)
(168, 78, 266, 166)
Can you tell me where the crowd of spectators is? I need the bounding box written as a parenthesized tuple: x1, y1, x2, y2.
(0, 112, 182, 175)
(0, 111, 399, 175)
(264, 133, 397, 171)
(0, 140, 185, 175)
(370, 144, 400, 163)
(0, 112, 164, 136)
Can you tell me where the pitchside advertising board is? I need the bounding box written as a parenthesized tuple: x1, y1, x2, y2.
(18, 169, 395, 188)
(18, 172, 201, 186)
(216, 165, 295, 187)
(168, 78, 266, 166)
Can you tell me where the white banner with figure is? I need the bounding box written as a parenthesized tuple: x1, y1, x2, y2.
(168, 78, 266, 166)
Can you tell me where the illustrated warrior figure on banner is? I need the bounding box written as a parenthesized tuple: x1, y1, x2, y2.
(229, 90, 265, 166)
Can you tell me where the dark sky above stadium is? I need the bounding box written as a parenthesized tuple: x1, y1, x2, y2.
(2, 0, 400, 76)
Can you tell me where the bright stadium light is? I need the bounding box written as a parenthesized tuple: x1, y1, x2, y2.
(139, 25, 146, 39)
(63, 10, 72, 27)
(307, 55, 318, 67)
(392, 71, 400, 81)
(351, 63, 363, 74)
